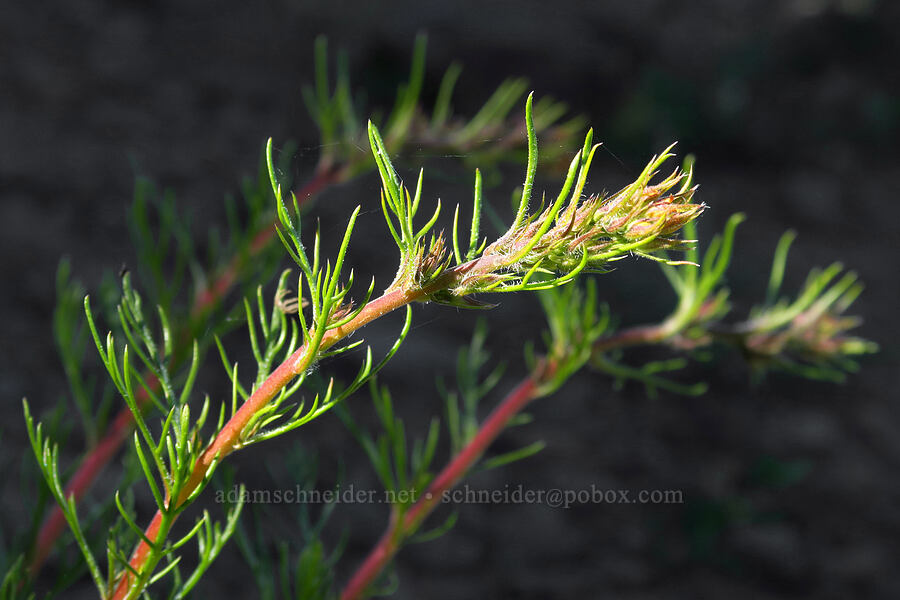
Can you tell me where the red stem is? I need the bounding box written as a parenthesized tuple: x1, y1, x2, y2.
(341, 375, 542, 600)
(108, 252, 506, 599)
(102, 312, 660, 596)
(105, 255, 674, 598)
(592, 323, 664, 353)
(339, 323, 671, 600)
(28, 168, 336, 579)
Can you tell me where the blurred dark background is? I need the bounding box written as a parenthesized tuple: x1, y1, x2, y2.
(2, 0, 899, 598)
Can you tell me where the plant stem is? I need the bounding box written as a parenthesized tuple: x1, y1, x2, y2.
(592, 323, 665, 353)
(339, 321, 675, 600)
(340, 375, 542, 600)
(108, 253, 504, 599)
(28, 168, 336, 579)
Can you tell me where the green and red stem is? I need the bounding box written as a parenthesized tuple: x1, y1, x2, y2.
(28, 168, 337, 579)
(108, 251, 508, 599)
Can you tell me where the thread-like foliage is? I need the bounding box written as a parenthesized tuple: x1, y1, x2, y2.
(12, 38, 876, 600)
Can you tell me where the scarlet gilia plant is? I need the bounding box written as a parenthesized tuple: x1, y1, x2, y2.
(8, 40, 875, 600)
(16, 34, 583, 587)
(17, 90, 709, 599)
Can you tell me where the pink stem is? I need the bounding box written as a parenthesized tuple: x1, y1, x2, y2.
(341, 375, 541, 600)
(28, 168, 336, 579)
(109, 251, 506, 599)
(340, 324, 670, 599)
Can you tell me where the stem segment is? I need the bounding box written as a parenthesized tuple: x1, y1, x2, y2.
(340, 375, 542, 600)
(339, 321, 678, 600)
(29, 169, 336, 579)
(108, 252, 503, 599)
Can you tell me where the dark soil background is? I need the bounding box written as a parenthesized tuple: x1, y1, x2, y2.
(2, 0, 899, 598)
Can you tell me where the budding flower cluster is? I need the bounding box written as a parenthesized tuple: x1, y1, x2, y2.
(718, 264, 878, 380)
(609, 178, 705, 243)
(457, 146, 705, 296)
(369, 100, 708, 304)
(745, 305, 877, 366)
(583, 164, 704, 255)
